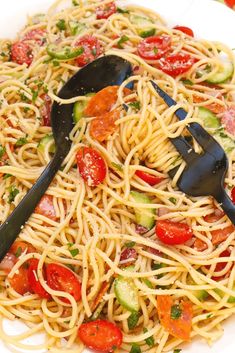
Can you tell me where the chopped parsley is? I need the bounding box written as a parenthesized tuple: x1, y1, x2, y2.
(206, 313, 213, 319)
(117, 35, 129, 48)
(171, 304, 182, 320)
(3, 174, 12, 180)
(8, 186, 20, 203)
(130, 343, 141, 353)
(31, 89, 39, 103)
(128, 101, 141, 111)
(117, 7, 130, 14)
(180, 79, 194, 86)
(173, 349, 182, 353)
(72, 0, 78, 5)
(153, 47, 158, 55)
(111, 162, 123, 171)
(15, 246, 22, 258)
(142, 278, 153, 289)
(69, 248, 79, 257)
(125, 241, 136, 248)
(128, 311, 139, 329)
(56, 19, 66, 31)
(169, 197, 177, 204)
(0, 144, 6, 160)
(143, 328, 154, 347)
(19, 90, 29, 102)
(15, 136, 28, 147)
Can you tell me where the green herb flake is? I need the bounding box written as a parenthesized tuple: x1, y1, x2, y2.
(8, 186, 20, 203)
(153, 47, 158, 55)
(206, 313, 213, 319)
(180, 79, 194, 86)
(0, 144, 6, 160)
(19, 91, 29, 102)
(130, 343, 141, 353)
(72, 0, 79, 5)
(142, 278, 153, 289)
(117, 7, 130, 14)
(173, 349, 182, 353)
(15, 246, 22, 258)
(125, 241, 136, 248)
(15, 136, 28, 147)
(56, 19, 66, 31)
(66, 264, 75, 271)
(143, 328, 154, 347)
(111, 162, 123, 171)
(128, 101, 141, 111)
(171, 304, 182, 320)
(169, 197, 177, 204)
(23, 107, 30, 113)
(69, 248, 79, 257)
(3, 174, 12, 180)
(52, 60, 60, 67)
(117, 35, 129, 49)
(128, 311, 139, 330)
(31, 89, 38, 103)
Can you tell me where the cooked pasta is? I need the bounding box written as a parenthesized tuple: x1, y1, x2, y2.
(0, 0, 235, 352)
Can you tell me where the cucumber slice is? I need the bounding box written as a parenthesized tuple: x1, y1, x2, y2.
(46, 44, 84, 60)
(206, 61, 233, 84)
(198, 107, 220, 129)
(214, 130, 235, 154)
(130, 14, 156, 38)
(38, 134, 55, 153)
(69, 21, 87, 36)
(130, 191, 155, 230)
(194, 289, 209, 301)
(214, 287, 235, 303)
(73, 101, 87, 123)
(114, 275, 139, 312)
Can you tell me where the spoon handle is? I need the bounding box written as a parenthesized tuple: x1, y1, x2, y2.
(214, 189, 235, 225)
(0, 152, 63, 261)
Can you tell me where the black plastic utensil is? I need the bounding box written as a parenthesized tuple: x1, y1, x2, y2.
(150, 80, 235, 225)
(0, 55, 132, 261)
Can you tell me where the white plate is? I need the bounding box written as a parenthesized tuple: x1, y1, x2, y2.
(0, 0, 234, 352)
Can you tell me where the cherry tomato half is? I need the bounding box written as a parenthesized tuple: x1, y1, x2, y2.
(11, 41, 33, 66)
(208, 249, 231, 281)
(157, 52, 197, 77)
(137, 35, 171, 60)
(224, 0, 235, 8)
(96, 1, 117, 19)
(156, 220, 193, 245)
(9, 267, 30, 295)
(173, 26, 194, 37)
(74, 35, 102, 67)
(46, 263, 81, 303)
(135, 170, 163, 186)
(10, 241, 36, 256)
(23, 29, 46, 46)
(78, 319, 123, 353)
(204, 212, 234, 245)
(76, 147, 107, 186)
(28, 259, 51, 299)
(35, 195, 57, 221)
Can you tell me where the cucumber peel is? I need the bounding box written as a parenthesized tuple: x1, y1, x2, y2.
(198, 107, 220, 129)
(206, 60, 233, 84)
(46, 44, 84, 60)
(114, 275, 140, 312)
(130, 191, 155, 229)
(38, 134, 55, 153)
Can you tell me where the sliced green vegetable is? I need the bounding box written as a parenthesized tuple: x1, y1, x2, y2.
(73, 100, 87, 123)
(117, 35, 129, 48)
(0, 145, 6, 160)
(38, 134, 55, 153)
(46, 44, 84, 60)
(214, 130, 235, 154)
(130, 14, 155, 38)
(127, 311, 140, 329)
(206, 60, 233, 84)
(130, 191, 155, 230)
(114, 268, 139, 312)
(130, 343, 141, 353)
(69, 20, 86, 36)
(143, 328, 154, 347)
(198, 107, 220, 129)
(15, 136, 28, 147)
(8, 186, 19, 203)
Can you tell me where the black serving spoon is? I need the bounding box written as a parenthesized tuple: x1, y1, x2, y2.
(0, 55, 132, 261)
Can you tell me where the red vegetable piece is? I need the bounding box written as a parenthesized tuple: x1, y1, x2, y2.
(157, 52, 197, 77)
(35, 195, 57, 221)
(135, 170, 163, 186)
(204, 212, 234, 245)
(137, 35, 171, 60)
(231, 186, 235, 204)
(96, 1, 117, 19)
(120, 248, 137, 265)
(224, 0, 235, 8)
(173, 26, 194, 37)
(11, 41, 33, 66)
(9, 267, 30, 295)
(28, 258, 51, 299)
(156, 220, 193, 245)
(46, 263, 81, 303)
(78, 319, 123, 353)
(208, 249, 231, 281)
(76, 147, 107, 186)
(90, 109, 120, 142)
(74, 35, 102, 67)
(10, 240, 36, 256)
(23, 29, 46, 46)
(40, 94, 52, 126)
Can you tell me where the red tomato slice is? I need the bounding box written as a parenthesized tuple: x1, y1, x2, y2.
(135, 170, 163, 186)
(157, 295, 193, 341)
(157, 52, 197, 77)
(10, 241, 36, 256)
(11, 41, 33, 66)
(74, 35, 102, 67)
(34, 195, 57, 221)
(40, 94, 52, 126)
(23, 29, 46, 46)
(28, 259, 51, 299)
(224, 0, 235, 8)
(9, 267, 30, 295)
(90, 109, 120, 142)
(193, 95, 225, 114)
(96, 2, 117, 19)
(78, 319, 123, 353)
(137, 35, 171, 60)
(173, 26, 194, 37)
(120, 248, 137, 265)
(231, 186, 235, 204)
(156, 220, 193, 245)
(204, 212, 234, 245)
(207, 249, 231, 281)
(76, 147, 107, 186)
(219, 105, 235, 136)
(46, 263, 81, 303)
